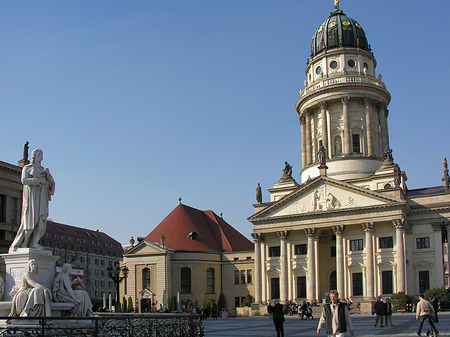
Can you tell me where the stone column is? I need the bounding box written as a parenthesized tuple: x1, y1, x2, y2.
(277, 231, 290, 303)
(341, 97, 351, 155)
(305, 228, 317, 302)
(432, 223, 445, 287)
(393, 219, 406, 293)
(362, 222, 375, 300)
(251, 233, 264, 304)
(333, 225, 345, 298)
(261, 241, 267, 303)
(305, 110, 313, 165)
(363, 98, 374, 156)
(319, 101, 328, 158)
(378, 103, 389, 151)
(300, 116, 306, 169)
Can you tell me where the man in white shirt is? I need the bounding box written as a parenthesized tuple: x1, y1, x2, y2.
(317, 290, 354, 337)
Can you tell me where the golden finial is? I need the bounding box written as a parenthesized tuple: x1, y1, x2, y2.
(334, 0, 340, 10)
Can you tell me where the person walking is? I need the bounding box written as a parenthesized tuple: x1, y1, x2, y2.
(416, 295, 439, 337)
(268, 300, 285, 337)
(373, 296, 386, 327)
(317, 290, 354, 337)
(385, 298, 393, 327)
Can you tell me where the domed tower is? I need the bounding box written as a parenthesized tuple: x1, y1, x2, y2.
(296, 1, 391, 182)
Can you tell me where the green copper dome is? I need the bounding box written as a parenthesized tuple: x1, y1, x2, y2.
(311, 9, 370, 59)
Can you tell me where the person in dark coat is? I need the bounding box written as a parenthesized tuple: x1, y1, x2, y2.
(373, 296, 386, 327)
(268, 300, 285, 337)
(385, 298, 393, 327)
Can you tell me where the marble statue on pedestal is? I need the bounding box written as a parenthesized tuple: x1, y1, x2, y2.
(52, 263, 93, 316)
(10, 149, 55, 251)
(9, 259, 52, 317)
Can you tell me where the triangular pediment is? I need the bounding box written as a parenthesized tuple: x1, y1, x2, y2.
(124, 240, 173, 256)
(249, 176, 405, 222)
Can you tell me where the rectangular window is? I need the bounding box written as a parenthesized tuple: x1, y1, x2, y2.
(350, 239, 364, 251)
(235, 297, 240, 308)
(352, 134, 361, 153)
(297, 276, 306, 298)
(379, 237, 393, 249)
(207, 269, 215, 294)
(382, 270, 393, 294)
(295, 244, 307, 256)
(352, 273, 363, 296)
(0, 195, 5, 222)
(269, 246, 281, 257)
(271, 278, 280, 300)
(247, 270, 252, 284)
(240, 270, 246, 284)
(331, 246, 336, 257)
(417, 237, 430, 249)
(234, 270, 239, 285)
(419, 271, 430, 294)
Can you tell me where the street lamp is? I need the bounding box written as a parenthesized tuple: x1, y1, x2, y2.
(107, 261, 129, 312)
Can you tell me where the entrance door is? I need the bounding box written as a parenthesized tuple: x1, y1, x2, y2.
(329, 270, 336, 291)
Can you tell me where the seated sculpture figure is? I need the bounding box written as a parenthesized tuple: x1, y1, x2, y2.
(52, 263, 93, 316)
(9, 259, 52, 317)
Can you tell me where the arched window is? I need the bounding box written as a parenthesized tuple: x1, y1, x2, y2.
(207, 268, 215, 294)
(142, 268, 150, 289)
(329, 270, 337, 291)
(181, 267, 191, 294)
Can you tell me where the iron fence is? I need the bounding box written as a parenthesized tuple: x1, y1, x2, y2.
(0, 313, 204, 337)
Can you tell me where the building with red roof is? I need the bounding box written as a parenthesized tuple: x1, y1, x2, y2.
(123, 203, 255, 312)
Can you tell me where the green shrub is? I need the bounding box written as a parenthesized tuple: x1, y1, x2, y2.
(209, 301, 218, 317)
(218, 293, 227, 311)
(390, 292, 413, 311)
(241, 294, 253, 307)
(424, 287, 450, 310)
(127, 296, 134, 312)
(121, 296, 127, 312)
(170, 295, 177, 312)
(186, 299, 192, 312)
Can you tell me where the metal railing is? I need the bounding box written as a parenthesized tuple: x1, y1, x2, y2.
(299, 74, 386, 98)
(0, 313, 204, 337)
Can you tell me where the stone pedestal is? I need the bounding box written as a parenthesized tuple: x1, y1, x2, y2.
(0, 248, 59, 301)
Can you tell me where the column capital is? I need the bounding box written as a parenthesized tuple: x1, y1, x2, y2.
(431, 221, 450, 232)
(361, 97, 373, 107)
(299, 116, 306, 125)
(376, 102, 387, 110)
(341, 96, 350, 105)
(332, 225, 345, 235)
(362, 222, 374, 232)
(304, 228, 317, 238)
(304, 108, 314, 117)
(392, 219, 406, 230)
(251, 233, 265, 243)
(318, 101, 328, 109)
(277, 230, 290, 241)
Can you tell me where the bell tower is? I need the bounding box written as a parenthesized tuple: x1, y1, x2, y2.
(296, 2, 391, 182)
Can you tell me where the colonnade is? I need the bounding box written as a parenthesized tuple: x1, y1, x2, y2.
(299, 97, 390, 169)
(252, 219, 406, 304)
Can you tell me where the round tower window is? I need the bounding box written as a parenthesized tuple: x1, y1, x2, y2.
(316, 66, 322, 75)
(330, 61, 338, 69)
(347, 59, 356, 67)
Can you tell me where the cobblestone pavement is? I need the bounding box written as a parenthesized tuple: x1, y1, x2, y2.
(203, 312, 450, 337)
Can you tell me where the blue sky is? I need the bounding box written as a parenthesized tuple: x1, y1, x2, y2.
(1, 0, 449, 244)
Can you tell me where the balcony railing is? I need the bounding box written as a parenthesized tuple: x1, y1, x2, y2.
(0, 313, 204, 337)
(299, 75, 386, 99)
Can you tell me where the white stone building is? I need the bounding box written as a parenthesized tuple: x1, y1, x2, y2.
(248, 2, 450, 311)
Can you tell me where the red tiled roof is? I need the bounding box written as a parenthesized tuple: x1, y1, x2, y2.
(144, 204, 254, 253)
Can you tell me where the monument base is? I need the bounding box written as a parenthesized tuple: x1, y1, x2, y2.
(0, 248, 59, 301)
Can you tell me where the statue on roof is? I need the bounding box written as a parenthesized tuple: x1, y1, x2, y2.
(382, 146, 394, 164)
(280, 161, 293, 182)
(10, 149, 55, 251)
(334, 0, 340, 10)
(23, 141, 29, 162)
(394, 164, 401, 187)
(256, 183, 262, 204)
(443, 157, 449, 190)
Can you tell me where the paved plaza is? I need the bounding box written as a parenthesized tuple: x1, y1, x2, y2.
(204, 312, 450, 337)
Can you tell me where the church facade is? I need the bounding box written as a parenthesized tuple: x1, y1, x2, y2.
(248, 2, 450, 311)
